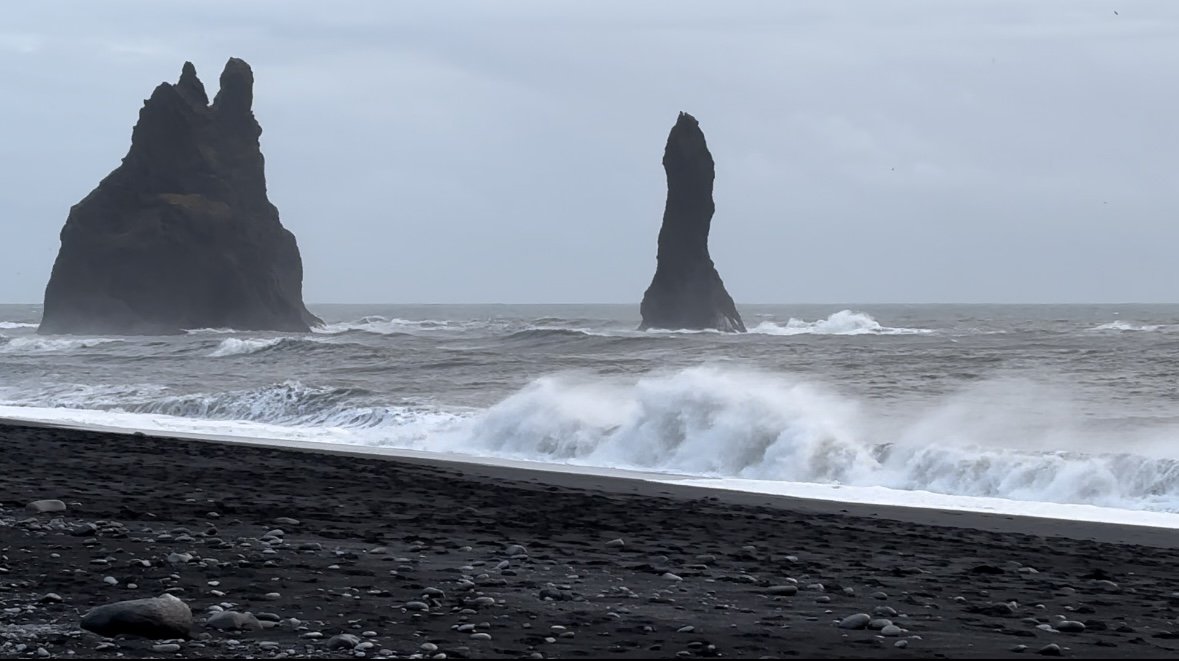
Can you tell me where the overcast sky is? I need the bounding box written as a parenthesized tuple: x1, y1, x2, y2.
(2, 1, 1177, 304)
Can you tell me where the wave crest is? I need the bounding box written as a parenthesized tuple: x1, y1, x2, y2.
(316, 316, 467, 336)
(750, 310, 932, 336)
(439, 368, 1179, 511)
(0, 337, 118, 354)
(1092, 321, 1164, 332)
(124, 381, 458, 431)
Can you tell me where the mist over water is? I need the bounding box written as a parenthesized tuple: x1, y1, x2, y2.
(2, 303, 1179, 515)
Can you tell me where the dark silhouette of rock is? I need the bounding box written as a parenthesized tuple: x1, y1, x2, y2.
(39, 58, 321, 335)
(639, 112, 745, 332)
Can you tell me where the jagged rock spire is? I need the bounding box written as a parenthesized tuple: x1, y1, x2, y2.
(639, 112, 744, 332)
(39, 58, 320, 335)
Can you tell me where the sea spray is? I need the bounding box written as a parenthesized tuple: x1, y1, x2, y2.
(2, 364, 1179, 512)
(750, 310, 931, 336)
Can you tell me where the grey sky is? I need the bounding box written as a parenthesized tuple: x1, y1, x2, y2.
(2, 1, 1176, 304)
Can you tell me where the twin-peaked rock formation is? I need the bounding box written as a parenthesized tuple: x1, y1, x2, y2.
(39, 58, 320, 335)
(640, 112, 745, 332)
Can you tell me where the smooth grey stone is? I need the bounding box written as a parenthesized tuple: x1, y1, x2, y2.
(766, 585, 798, 596)
(327, 633, 361, 649)
(838, 613, 871, 630)
(81, 594, 192, 639)
(205, 610, 262, 631)
(26, 500, 66, 514)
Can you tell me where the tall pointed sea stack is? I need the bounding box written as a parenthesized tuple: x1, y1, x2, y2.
(639, 112, 745, 332)
(39, 58, 321, 335)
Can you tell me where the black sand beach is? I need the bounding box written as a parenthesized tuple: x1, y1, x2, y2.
(2, 421, 1179, 659)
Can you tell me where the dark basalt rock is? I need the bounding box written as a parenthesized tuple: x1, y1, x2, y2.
(639, 112, 744, 332)
(39, 58, 321, 335)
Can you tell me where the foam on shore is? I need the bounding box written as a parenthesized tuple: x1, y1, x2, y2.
(4, 407, 1179, 531)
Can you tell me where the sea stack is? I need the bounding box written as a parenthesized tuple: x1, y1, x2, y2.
(639, 112, 744, 332)
(38, 58, 321, 335)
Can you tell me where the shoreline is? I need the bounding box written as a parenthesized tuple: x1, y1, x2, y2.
(5, 414, 1179, 547)
(2, 420, 1179, 658)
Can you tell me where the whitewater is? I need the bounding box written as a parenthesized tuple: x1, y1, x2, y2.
(3, 302, 1179, 528)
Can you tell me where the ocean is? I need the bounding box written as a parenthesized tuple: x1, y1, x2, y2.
(3, 303, 1179, 526)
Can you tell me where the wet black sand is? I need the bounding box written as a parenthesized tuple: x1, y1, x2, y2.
(2, 421, 1179, 658)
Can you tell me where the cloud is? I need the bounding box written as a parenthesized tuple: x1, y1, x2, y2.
(1, 1, 1179, 303)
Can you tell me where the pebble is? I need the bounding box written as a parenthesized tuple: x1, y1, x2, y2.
(677, 625, 695, 633)
(894, 640, 909, 649)
(206, 610, 263, 631)
(470, 632, 492, 641)
(70, 522, 98, 537)
(26, 499, 66, 514)
(152, 643, 181, 653)
(103, 576, 118, 586)
(405, 601, 431, 611)
(880, 624, 904, 637)
(328, 634, 361, 650)
(662, 572, 683, 581)
(766, 585, 798, 596)
(1056, 620, 1085, 633)
(838, 613, 871, 630)
(607, 538, 625, 547)
(1037, 643, 1063, 656)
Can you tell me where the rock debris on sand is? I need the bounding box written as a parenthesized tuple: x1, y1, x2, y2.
(2, 422, 1179, 658)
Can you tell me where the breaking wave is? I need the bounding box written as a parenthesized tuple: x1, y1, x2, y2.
(436, 367, 1179, 512)
(210, 337, 286, 357)
(4, 366, 1179, 513)
(0, 337, 119, 354)
(0, 322, 37, 329)
(316, 316, 474, 336)
(121, 381, 455, 430)
(1091, 321, 1165, 332)
(749, 310, 932, 336)
(206, 337, 338, 357)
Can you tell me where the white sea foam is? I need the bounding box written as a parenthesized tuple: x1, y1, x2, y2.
(435, 367, 1179, 512)
(210, 337, 285, 357)
(750, 310, 932, 336)
(0, 337, 118, 354)
(1092, 320, 1164, 332)
(0, 321, 37, 329)
(315, 316, 469, 336)
(3, 366, 1179, 517)
(184, 327, 240, 335)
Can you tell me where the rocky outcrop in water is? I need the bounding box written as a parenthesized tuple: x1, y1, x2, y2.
(39, 58, 321, 335)
(639, 112, 744, 332)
